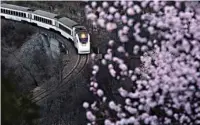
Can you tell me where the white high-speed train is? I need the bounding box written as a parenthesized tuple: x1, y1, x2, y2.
(0, 3, 90, 54)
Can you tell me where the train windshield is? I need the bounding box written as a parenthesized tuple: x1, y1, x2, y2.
(78, 32, 88, 44)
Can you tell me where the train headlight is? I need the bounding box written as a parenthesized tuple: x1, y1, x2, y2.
(80, 33, 86, 39)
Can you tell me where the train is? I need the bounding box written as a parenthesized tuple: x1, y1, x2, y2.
(0, 3, 90, 54)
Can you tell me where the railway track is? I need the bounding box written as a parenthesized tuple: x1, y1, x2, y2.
(32, 55, 89, 103)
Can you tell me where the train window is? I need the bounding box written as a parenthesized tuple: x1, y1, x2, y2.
(35, 16, 38, 20)
(59, 24, 71, 35)
(49, 20, 51, 24)
(24, 13, 26, 17)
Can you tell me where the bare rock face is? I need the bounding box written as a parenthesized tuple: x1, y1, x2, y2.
(41, 34, 66, 59)
(2, 24, 63, 93)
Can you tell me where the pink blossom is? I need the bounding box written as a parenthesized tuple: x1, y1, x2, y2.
(119, 63, 128, 71)
(121, 15, 127, 24)
(114, 12, 121, 20)
(127, 7, 135, 16)
(128, 19, 134, 26)
(134, 5, 141, 13)
(83, 102, 89, 108)
(117, 46, 125, 53)
(109, 68, 116, 77)
(85, 1, 200, 124)
(93, 65, 99, 72)
(97, 89, 104, 97)
(105, 119, 114, 125)
(87, 13, 97, 21)
(109, 6, 117, 14)
(118, 87, 128, 97)
(102, 2, 109, 8)
(108, 40, 115, 46)
(86, 111, 96, 121)
(106, 22, 117, 31)
(97, 18, 105, 28)
(91, 1, 97, 8)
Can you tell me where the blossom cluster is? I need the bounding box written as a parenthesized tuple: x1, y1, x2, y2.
(84, 1, 200, 125)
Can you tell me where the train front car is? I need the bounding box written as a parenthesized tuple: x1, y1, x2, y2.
(75, 26, 90, 54)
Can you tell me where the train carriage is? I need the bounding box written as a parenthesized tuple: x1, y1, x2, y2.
(56, 17, 77, 40)
(0, 3, 90, 54)
(1, 3, 30, 22)
(31, 10, 57, 30)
